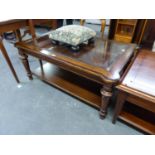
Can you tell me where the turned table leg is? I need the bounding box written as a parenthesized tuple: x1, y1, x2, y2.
(18, 49, 33, 80)
(100, 85, 112, 119)
(0, 36, 20, 83)
(15, 29, 33, 80)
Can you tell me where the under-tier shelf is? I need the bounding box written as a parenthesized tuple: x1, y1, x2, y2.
(32, 63, 102, 109)
(119, 103, 155, 134)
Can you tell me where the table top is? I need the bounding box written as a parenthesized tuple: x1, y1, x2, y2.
(118, 50, 155, 98)
(15, 34, 136, 84)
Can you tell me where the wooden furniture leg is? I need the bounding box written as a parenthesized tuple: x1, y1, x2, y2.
(80, 19, 85, 26)
(80, 19, 106, 38)
(18, 49, 33, 80)
(28, 20, 43, 69)
(100, 85, 112, 119)
(16, 22, 42, 79)
(0, 36, 20, 83)
(39, 59, 44, 72)
(112, 91, 126, 123)
(101, 19, 106, 39)
(15, 29, 33, 80)
(15, 29, 22, 42)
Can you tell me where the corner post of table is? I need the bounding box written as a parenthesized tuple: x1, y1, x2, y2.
(112, 90, 126, 124)
(100, 85, 112, 119)
(18, 49, 33, 80)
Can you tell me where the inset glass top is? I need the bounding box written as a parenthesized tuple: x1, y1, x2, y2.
(19, 35, 137, 80)
(40, 36, 136, 72)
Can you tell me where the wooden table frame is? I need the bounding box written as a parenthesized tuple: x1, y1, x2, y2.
(15, 34, 137, 118)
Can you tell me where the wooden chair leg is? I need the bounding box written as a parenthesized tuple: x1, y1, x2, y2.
(28, 20, 44, 73)
(101, 19, 106, 39)
(39, 59, 43, 72)
(112, 91, 126, 123)
(80, 19, 85, 26)
(0, 37, 20, 83)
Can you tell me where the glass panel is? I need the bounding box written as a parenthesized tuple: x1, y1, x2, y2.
(39, 36, 136, 71)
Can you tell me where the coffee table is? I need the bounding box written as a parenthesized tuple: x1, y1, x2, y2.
(15, 34, 137, 118)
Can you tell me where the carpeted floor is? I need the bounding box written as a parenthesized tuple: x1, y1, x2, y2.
(0, 21, 143, 134)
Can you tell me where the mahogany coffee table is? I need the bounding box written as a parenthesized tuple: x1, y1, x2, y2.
(15, 34, 136, 119)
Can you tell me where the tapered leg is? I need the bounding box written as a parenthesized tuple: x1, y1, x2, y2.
(100, 85, 112, 119)
(18, 49, 33, 80)
(39, 59, 44, 72)
(80, 19, 85, 26)
(112, 91, 126, 123)
(0, 36, 20, 83)
(100, 19, 106, 39)
(28, 20, 43, 71)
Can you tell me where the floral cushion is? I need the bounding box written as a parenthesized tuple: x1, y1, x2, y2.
(49, 25, 96, 46)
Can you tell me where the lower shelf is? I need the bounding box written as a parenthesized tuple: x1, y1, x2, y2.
(119, 103, 155, 134)
(32, 63, 102, 109)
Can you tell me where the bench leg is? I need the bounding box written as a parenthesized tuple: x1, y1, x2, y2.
(100, 85, 112, 119)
